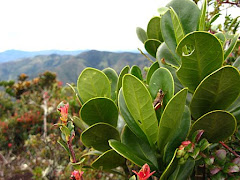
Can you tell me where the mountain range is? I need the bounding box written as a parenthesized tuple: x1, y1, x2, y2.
(0, 50, 151, 84)
(0, 49, 86, 63)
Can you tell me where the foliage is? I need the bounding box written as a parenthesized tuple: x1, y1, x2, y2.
(57, 0, 240, 179)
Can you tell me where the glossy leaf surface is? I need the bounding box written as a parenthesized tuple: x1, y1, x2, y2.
(80, 97, 118, 127)
(91, 149, 125, 170)
(81, 123, 120, 152)
(149, 67, 174, 107)
(121, 126, 158, 169)
(190, 66, 240, 119)
(144, 39, 161, 58)
(146, 61, 159, 85)
(158, 88, 188, 151)
(176, 32, 224, 93)
(118, 89, 148, 143)
(130, 65, 143, 80)
(190, 110, 236, 142)
(147, 16, 163, 42)
(122, 74, 158, 147)
(103, 68, 118, 101)
(109, 140, 148, 167)
(77, 68, 111, 103)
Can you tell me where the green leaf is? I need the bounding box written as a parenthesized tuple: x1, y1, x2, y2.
(160, 150, 178, 180)
(121, 126, 158, 169)
(122, 74, 158, 147)
(80, 97, 118, 127)
(215, 32, 226, 45)
(156, 42, 180, 67)
(209, 13, 221, 24)
(224, 33, 239, 60)
(190, 110, 237, 142)
(117, 65, 130, 96)
(109, 140, 148, 167)
(198, 0, 207, 31)
(81, 123, 120, 152)
(91, 149, 125, 170)
(136, 27, 148, 44)
(118, 89, 148, 143)
(148, 67, 174, 107)
(144, 39, 161, 58)
(176, 31, 224, 93)
(227, 95, 240, 123)
(163, 106, 191, 165)
(147, 16, 163, 42)
(158, 88, 188, 152)
(77, 68, 111, 103)
(190, 66, 240, 119)
(57, 139, 70, 155)
(233, 56, 240, 71)
(161, 0, 200, 58)
(129, 175, 137, 180)
(169, 7, 185, 45)
(157, 7, 169, 15)
(146, 61, 159, 85)
(130, 65, 143, 80)
(103, 68, 118, 101)
(72, 116, 88, 131)
(174, 158, 195, 180)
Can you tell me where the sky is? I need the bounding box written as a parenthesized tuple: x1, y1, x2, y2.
(0, 0, 238, 53)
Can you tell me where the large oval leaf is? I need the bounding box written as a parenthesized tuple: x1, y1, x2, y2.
(147, 16, 163, 42)
(158, 88, 188, 152)
(121, 126, 158, 169)
(103, 68, 118, 101)
(77, 68, 111, 103)
(118, 89, 148, 143)
(91, 149, 125, 170)
(81, 123, 120, 152)
(122, 74, 158, 147)
(190, 110, 237, 142)
(144, 39, 161, 58)
(190, 66, 240, 119)
(148, 67, 174, 107)
(109, 140, 149, 167)
(130, 65, 143, 80)
(163, 106, 191, 165)
(80, 97, 118, 127)
(146, 61, 159, 85)
(176, 32, 224, 93)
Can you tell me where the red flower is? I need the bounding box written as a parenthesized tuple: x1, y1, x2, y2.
(58, 103, 69, 123)
(8, 143, 12, 148)
(132, 163, 155, 180)
(70, 170, 84, 180)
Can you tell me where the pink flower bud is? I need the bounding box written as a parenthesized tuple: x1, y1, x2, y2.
(132, 163, 155, 180)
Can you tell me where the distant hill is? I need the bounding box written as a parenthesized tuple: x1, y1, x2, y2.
(0, 50, 151, 84)
(0, 49, 86, 63)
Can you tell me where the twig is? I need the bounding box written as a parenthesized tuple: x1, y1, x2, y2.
(219, 141, 240, 157)
(137, 48, 154, 63)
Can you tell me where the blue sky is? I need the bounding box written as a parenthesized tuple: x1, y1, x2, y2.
(0, 0, 238, 52)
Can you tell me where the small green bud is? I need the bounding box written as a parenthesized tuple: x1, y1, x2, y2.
(176, 149, 186, 158)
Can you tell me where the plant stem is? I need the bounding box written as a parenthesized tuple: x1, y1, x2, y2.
(68, 134, 76, 163)
(137, 48, 154, 63)
(219, 141, 240, 158)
